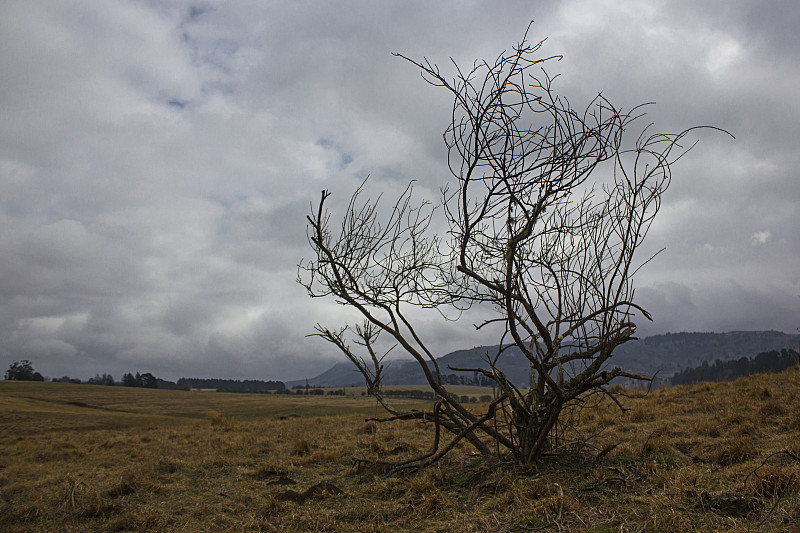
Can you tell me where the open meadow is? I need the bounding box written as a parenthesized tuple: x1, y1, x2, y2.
(1, 370, 799, 532)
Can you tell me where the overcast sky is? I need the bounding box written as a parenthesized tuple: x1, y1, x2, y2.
(1, 1, 798, 381)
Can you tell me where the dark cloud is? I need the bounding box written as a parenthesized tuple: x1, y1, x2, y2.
(1, 0, 798, 381)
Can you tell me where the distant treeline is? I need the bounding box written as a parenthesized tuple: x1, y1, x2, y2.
(671, 349, 799, 386)
(383, 389, 437, 401)
(440, 374, 494, 387)
(275, 388, 345, 395)
(176, 378, 286, 392)
(381, 389, 493, 403)
(46, 371, 287, 393)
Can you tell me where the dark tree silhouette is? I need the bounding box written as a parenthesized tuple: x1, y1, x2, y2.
(120, 371, 158, 388)
(87, 373, 115, 386)
(5, 360, 44, 381)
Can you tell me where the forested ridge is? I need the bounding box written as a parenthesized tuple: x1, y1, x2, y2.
(672, 349, 799, 385)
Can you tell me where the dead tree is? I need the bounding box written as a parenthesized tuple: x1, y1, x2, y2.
(298, 25, 725, 469)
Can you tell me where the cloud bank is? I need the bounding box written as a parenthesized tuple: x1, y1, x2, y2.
(1, 1, 798, 380)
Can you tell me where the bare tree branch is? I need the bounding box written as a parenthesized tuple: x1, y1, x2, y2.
(298, 22, 729, 468)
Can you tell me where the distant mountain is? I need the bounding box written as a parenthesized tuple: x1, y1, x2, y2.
(380, 345, 546, 387)
(285, 361, 368, 389)
(611, 330, 800, 377)
(292, 331, 800, 388)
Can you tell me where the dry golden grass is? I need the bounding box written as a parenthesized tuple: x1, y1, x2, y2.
(1, 368, 799, 532)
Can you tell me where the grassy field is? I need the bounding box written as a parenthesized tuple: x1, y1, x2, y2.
(341, 384, 493, 395)
(1, 371, 799, 532)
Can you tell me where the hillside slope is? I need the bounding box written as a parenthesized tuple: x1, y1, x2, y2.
(295, 331, 800, 388)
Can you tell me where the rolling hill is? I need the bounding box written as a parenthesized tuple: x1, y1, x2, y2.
(290, 330, 800, 388)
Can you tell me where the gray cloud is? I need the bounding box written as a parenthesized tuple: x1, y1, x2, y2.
(1, 0, 798, 381)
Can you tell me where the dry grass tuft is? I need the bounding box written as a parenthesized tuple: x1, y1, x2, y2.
(758, 398, 787, 420)
(709, 436, 758, 465)
(290, 437, 313, 456)
(752, 466, 799, 498)
(207, 409, 234, 429)
(607, 383, 626, 394)
(787, 412, 800, 431)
